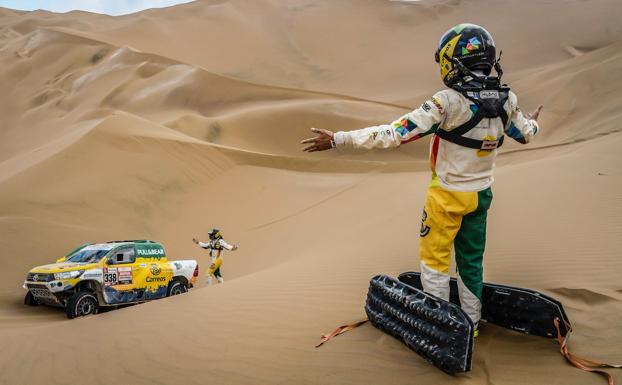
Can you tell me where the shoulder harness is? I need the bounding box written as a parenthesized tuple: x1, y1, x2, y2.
(435, 77, 510, 150)
(211, 239, 224, 251)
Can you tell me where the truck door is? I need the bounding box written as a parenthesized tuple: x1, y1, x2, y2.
(102, 247, 139, 304)
(135, 260, 171, 300)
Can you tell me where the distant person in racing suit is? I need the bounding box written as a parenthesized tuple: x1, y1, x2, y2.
(193, 228, 237, 285)
(301, 24, 542, 334)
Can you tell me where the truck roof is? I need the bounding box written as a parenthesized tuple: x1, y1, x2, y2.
(105, 240, 159, 245)
(81, 240, 163, 249)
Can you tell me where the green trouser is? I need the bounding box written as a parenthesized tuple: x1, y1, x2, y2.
(419, 186, 493, 323)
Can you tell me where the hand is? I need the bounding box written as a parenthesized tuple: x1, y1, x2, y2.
(526, 104, 543, 121)
(301, 128, 335, 152)
(232, 245, 238, 251)
(192, 238, 198, 244)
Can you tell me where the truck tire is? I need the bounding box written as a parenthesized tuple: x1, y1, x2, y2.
(167, 280, 187, 296)
(66, 291, 99, 319)
(24, 291, 39, 306)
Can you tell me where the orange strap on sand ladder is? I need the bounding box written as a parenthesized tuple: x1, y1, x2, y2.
(554, 318, 622, 385)
(315, 319, 368, 348)
(316, 317, 621, 384)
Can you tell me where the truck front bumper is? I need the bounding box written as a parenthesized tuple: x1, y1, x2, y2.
(24, 280, 72, 306)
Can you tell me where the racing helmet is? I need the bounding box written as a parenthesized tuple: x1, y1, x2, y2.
(208, 228, 221, 240)
(434, 24, 497, 86)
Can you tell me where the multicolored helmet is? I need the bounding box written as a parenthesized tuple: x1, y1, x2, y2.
(208, 228, 221, 240)
(434, 24, 497, 86)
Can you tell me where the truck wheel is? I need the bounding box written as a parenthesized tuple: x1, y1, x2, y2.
(24, 291, 39, 306)
(66, 291, 99, 319)
(167, 280, 187, 296)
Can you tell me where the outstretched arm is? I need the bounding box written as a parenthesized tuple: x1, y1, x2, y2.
(505, 99, 542, 144)
(220, 239, 238, 251)
(193, 238, 211, 249)
(301, 128, 334, 152)
(301, 94, 446, 152)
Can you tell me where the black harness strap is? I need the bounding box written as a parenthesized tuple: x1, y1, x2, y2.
(436, 128, 504, 150)
(449, 107, 486, 137)
(436, 78, 510, 150)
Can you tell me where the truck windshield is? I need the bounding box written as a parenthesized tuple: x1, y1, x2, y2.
(66, 248, 110, 263)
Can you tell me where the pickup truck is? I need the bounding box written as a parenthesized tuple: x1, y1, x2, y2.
(23, 240, 198, 318)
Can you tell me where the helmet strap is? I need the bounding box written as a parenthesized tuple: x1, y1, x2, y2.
(493, 50, 504, 83)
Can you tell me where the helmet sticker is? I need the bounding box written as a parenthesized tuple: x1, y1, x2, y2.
(439, 34, 462, 82)
(451, 24, 469, 34)
(461, 37, 481, 55)
(468, 37, 481, 50)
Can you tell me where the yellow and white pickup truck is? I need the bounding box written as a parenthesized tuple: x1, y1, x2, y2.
(23, 240, 198, 318)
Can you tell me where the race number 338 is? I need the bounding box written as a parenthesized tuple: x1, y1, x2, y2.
(103, 268, 118, 286)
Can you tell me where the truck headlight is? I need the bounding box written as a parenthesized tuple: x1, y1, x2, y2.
(54, 270, 84, 280)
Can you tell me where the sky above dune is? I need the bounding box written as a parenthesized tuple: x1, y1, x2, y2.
(0, 0, 194, 15)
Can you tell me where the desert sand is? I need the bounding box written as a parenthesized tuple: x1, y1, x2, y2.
(0, 0, 621, 384)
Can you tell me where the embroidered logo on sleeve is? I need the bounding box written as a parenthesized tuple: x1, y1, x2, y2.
(394, 118, 418, 137)
(370, 129, 393, 140)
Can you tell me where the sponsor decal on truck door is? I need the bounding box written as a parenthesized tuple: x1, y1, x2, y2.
(102, 247, 140, 304)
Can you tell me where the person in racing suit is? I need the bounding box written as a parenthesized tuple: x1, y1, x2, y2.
(193, 228, 237, 285)
(300, 24, 542, 333)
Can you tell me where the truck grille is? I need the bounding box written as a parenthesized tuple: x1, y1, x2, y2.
(26, 273, 55, 282)
(28, 285, 59, 302)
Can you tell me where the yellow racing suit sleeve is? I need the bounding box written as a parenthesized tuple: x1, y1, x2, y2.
(504, 91, 539, 144)
(333, 92, 447, 150)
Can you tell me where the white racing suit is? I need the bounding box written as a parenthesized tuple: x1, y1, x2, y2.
(198, 238, 235, 284)
(334, 87, 538, 324)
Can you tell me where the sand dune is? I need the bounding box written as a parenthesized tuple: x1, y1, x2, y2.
(5, 0, 622, 101)
(1, 26, 427, 166)
(0, 0, 621, 384)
